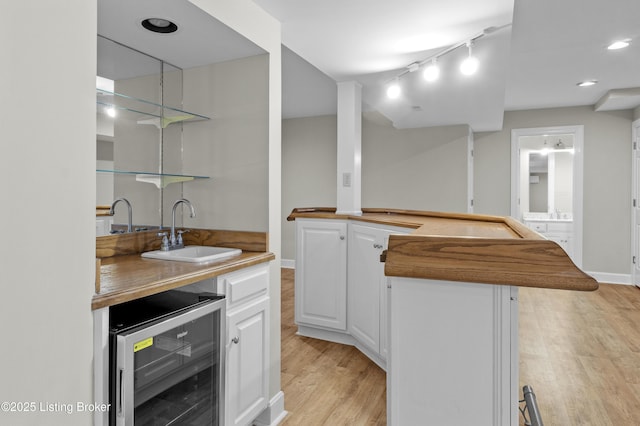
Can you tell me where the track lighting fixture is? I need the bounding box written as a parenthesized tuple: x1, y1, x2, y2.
(459, 41, 479, 75)
(383, 25, 513, 99)
(423, 58, 440, 82)
(607, 39, 630, 50)
(387, 79, 401, 99)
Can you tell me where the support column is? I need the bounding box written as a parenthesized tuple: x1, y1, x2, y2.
(336, 81, 362, 215)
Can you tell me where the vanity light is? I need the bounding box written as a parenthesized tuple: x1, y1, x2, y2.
(459, 41, 479, 76)
(141, 18, 178, 34)
(423, 59, 440, 82)
(387, 79, 401, 99)
(576, 80, 598, 87)
(607, 40, 630, 50)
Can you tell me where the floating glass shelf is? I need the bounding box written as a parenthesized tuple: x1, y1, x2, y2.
(96, 89, 210, 128)
(97, 169, 209, 189)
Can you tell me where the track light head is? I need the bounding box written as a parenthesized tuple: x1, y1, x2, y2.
(460, 41, 479, 75)
(387, 80, 401, 99)
(423, 59, 440, 82)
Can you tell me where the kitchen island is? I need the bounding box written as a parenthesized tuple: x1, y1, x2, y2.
(92, 228, 275, 426)
(287, 207, 597, 425)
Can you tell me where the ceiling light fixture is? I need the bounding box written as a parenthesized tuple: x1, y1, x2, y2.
(607, 39, 630, 50)
(423, 59, 440, 82)
(141, 18, 178, 34)
(459, 41, 479, 76)
(383, 24, 511, 100)
(577, 80, 598, 87)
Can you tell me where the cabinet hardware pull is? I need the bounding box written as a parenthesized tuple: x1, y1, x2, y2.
(118, 368, 124, 416)
(340, 236, 345, 240)
(231, 336, 239, 344)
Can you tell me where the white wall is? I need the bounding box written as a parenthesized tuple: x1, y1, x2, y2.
(0, 2, 96, 425)
(282, 115, 338, 261)
(281, 116, 470, 259)
(282, 105, 634, 277)
(475, 106, 633, 275)
(183, 54, 269, 232)
(362, 121, 469, 211)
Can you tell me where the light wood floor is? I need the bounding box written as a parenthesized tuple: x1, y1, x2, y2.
(279, 268, 640, 425)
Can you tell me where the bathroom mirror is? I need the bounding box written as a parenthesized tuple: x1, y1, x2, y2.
(511, 125, 584, 267)
(520, 134, 574, 217)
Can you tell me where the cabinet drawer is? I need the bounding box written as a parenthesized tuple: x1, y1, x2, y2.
(221, 265, 269, 309)
(526, 222, 547, 233)
(547, 222, 572, 232)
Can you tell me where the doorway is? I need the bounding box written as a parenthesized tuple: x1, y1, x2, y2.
(511, 125, 584, 267)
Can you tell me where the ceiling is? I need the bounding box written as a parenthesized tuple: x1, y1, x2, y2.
(98, 0, 640, 132)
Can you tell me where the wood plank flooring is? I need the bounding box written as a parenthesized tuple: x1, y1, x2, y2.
(279, 268, 640, 425)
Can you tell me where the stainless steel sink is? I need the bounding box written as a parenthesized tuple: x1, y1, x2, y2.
(141, 245, 242, 264)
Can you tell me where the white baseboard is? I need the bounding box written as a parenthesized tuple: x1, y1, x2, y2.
(586, 271, 632, 285)
(281, 259, 295, 269)
(253, 391, 287, 426)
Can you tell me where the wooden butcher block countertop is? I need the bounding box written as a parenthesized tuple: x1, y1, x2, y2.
(92, 228, 275, 310)
(287, 207, 598, 292)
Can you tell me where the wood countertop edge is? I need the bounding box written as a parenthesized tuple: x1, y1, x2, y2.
(384, 235, 598, 291)
(287, 207, 507, 225)
(288, 207, 597, 292)
(92, 252, 275, 310)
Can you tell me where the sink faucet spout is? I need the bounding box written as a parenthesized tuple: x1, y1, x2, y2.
(170, 198, 196, 248)
(109, 198, 133, 233)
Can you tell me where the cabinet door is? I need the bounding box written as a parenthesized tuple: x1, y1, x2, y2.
(348, 224, 384, 353)
(295, 220, 347, 330)
(546, 233, 573, 258)
(226, 297, 269, 426)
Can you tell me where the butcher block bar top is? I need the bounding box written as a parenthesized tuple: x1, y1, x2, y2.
(93, 228, 275, 310)
(287, 207, 598, 292)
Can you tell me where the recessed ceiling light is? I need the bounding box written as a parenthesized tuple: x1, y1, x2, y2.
(607, 40, 630, 50)
(577, 80, 598, 87)
(141, 18, 178, 34)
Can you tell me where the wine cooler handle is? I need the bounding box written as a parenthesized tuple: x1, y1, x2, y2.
(118, 368, 124, 417)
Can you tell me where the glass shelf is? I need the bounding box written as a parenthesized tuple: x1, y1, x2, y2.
(97, 169, 209, 189)
(96, 89, 211, 128)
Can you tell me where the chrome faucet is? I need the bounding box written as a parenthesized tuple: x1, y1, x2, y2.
(109, 198, 132, 233)
(165, 198, 196, 250)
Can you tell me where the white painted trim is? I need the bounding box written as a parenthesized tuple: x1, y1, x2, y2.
(297, 325, 356, 346)
(631, 118, 640, 287)
(468, 127, 475, 213)
(511, 125, 584, 268)
(281, 259, 295, 269)
(586, 271, 632, 286)
(253, 391, 288, 426)
(93, 308, 109, 426)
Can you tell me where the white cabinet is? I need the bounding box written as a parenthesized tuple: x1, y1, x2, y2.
(348, 223, 408, 363)
(388, 278, 519, 425)
(295, 219, 348, 331)
(218, 265, 270, 426)
(524, 220, 574, 260)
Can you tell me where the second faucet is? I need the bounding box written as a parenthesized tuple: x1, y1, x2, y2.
(167, 198, 196, 250)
